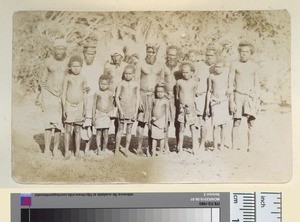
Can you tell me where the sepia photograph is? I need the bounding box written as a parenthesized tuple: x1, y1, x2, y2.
(12, 10, 292, 183)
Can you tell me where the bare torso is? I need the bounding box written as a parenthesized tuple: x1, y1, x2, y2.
(118, 80, 139, 117)
(152, 98, 168, 119)
(65, 74, 86, 104)
(177, 79, 197, 106)
(44, 57, 68, 94)
(209, 69, 229, 98)
(164, 64, 181, 94)
(95, 90, 113, 113)
(232, 60, 258, 94)
(104, 62, 128, 94)
(194, 61, 210, 94)
(140, 60, 163, 92)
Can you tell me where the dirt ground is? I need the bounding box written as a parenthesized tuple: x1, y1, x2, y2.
(12, 96, 292, 184)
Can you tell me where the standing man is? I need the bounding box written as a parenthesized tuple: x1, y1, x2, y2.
(164, 45, 182, 151)
(196, 46, 219, 150)
(228, 41, 260, 151)
(103, 47, 128, 136)
(81, 43, 102, 154)
(136, 44, 164, 156)
(40, 39, 68, 157)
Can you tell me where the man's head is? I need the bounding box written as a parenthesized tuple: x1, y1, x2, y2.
(187, 49, 197, 63)
(123, 64, 135, 82)
(155, 83, 166, 99)
(180, 62, 195, 80)
(238, 41, 255, 62)
(212, 59, 226, 75)
(111, 47, 124, 66)
(145, 44, 159, 65)
(98, 74, 110, 91)
(68, 55, 83, 75)
(83, 44, 97, 65)
(166, 45, 180, 69)
(53, 39, 67, 61)
(205, 46, 218, 66)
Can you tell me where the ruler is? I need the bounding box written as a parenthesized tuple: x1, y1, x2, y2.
(230, 192, 282, 222)
(12, 192, 282, 222)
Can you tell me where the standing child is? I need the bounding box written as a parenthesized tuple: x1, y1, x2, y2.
(206, 59, 231, 150)
(115, 65, 140, 156)
(150, 83, 169, 157)
(92, 74, 114, 155)
(176, 62, 199, 154)
(62, 55, 87, 158)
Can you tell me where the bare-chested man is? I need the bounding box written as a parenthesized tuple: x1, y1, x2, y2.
(176, 62, 199, 154)
(62, 55, 87, 158)
(40, 39, 68, 157)
(81, 43, 102, 154)
(206, 59, 231, 150)
(228, 41, 260, 151)
(195, 46, 219, 150)
(115, 65, 140, 156)
(136, 44, 164, 156)
(103, 47, 128, 136)
(163, 45, 182, 151)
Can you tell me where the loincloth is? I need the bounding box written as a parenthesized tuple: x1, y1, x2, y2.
(137, 90, 154, 123)
(42, 89, 63, 130)
(210, 96, 230, 126)
(150, 115, 166, 140)
(64, 100, 84, 125)
(94, 109, 111, 129)
(177, 103, 198, 126)
(166, 94, 176, 122)
(234, 90, 259, 119)
(195, 91, 207, 116)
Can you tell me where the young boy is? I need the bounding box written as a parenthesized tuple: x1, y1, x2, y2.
(176, 62, 199, 154)
(115, 65, 140, 156)
(206, 59, 231, 150)
(62, 55, 87, 158)
(92, 74, 114, 155)
(150, 83, 169, 157)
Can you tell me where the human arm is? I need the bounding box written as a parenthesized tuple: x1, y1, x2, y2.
(205, 76, 212, 116)
(228, 63, 236, 113)
(83, 77, 87, 118)
(164, 100, 169, 132)
(92, 92, 97, 125)
(134, 83, 140, 120)
(115, 82, 124, 118)
(62, 75, 68, 118)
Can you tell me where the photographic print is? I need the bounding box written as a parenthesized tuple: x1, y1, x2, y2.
(12, 10, 291, 183)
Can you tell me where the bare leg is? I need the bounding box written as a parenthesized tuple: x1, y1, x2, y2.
(74, 125, 81, 157)
(64, 124, 72, 157)
(148, 128, 152, 156)
(232, 119, 242, 150)
(220, 124, 227, 149)
(84, 134, 92, 154)
(159, 139, 165, 155)
(136, 122, 145, 155)
(164, 123, 170, 152)
(44, 129, 52, 155)
(53, 129, 62, 156)
(96, 129, 102, 154)
(247, 117, 255, 152)
(125, 123, 133, 156)
(213, 125, 219, 150)
(190, 124, 199, 154)
(115, 120, 124, 154)
(199, 116, 206, 149)
(177, 123, 185, 153)
(152, 139, 157, 157)
(102, 128, 109, 151)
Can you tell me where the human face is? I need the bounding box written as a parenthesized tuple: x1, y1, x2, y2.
(156, 87, 165, 99)
(124, 68, 134, 82)
(181, 65, 193, 80)
(188, 52, 196, 63)
(166, 48, 178, 66)
(99, 79, 109, 91)
(214, 62, 224, 75)
(206, 50, 217, 66)
(54, 46, 67, 60)
(70, 61, 82, 75)
(145, 47, 157, 64)
(111, 53, 123, 65)
(239, 46, 251, 62)
(83, 48, 96, 65)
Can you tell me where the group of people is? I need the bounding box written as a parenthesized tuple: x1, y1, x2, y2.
(38, 38, 260, 158)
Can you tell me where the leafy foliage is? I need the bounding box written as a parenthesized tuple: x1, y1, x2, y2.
(13, 10, 290, 105)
